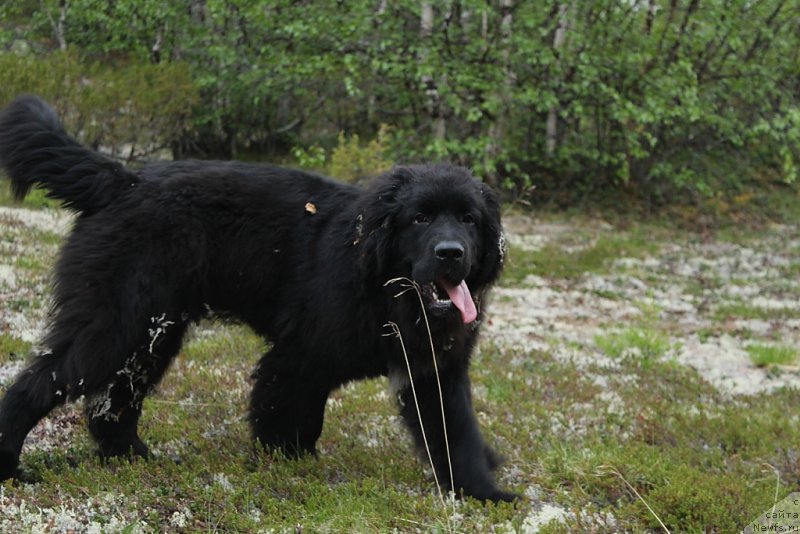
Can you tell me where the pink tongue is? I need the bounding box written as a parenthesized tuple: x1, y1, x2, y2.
(440, 279, 478, 324)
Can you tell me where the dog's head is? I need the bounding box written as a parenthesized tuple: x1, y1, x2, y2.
(355, 164, 504, 324)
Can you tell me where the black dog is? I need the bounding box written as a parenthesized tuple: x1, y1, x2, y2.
(0, 96, 513, 502)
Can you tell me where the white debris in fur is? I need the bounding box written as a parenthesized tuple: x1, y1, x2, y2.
(87, 383, 117, 421)
(497, 231, 507, 264)
(116, 351, 147, 397)
(353, 213, 364, 245)
(148, 313, 175, 354)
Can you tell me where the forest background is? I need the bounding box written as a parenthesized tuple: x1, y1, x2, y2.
(1, 0, 798, 213)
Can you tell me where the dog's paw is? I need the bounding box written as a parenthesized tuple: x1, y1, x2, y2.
(486, 489, 520, 503)
(484, 445, 505, 471)
(461, 485, 520, 504)
(0, 448, 20, 481)
(96, 437, 150, 461)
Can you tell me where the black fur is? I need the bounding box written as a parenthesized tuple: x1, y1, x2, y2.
(0, 96, 514, 502)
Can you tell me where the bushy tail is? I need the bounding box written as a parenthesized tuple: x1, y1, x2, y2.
(0, 95, 138, 214)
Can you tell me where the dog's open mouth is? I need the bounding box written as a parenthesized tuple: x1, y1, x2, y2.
(423, 278, 477, 324)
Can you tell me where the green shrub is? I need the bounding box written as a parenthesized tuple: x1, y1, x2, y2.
(328, 124, 393, 182)
(638, 463, 766, 532)
(291, 144, 327, 173)
(0, 51, 197, 162)
(292, 125, 394, 182)
(3, 0, 797, 204)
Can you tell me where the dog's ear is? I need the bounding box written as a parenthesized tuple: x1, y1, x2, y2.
(353, 167, 413, 278)
(474, 182, 505, 287)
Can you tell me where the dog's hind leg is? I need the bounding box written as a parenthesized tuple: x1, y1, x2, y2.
(84, 320, 188, 459)
(0, 310, 190, 480)
(0, 348, 75, 480)
(249, 349, 331, 457)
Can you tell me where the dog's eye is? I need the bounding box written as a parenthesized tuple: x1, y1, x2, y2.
(413, 213, 430, 224)
(461, 213, 475, 224)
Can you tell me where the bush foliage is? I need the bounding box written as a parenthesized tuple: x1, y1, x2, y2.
(0, 0, 797, 203)
(0, 51, 196, 161)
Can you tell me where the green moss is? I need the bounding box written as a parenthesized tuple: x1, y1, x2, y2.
(0, 180, 61, 209)
(714, 302, 800, 321)
(627, 458, 776, 532)
(746, 343, 797, 368)
(781, 261, 800, 278)
(502, 230, 659, 283)
(180, 323, 266, 364)
(595, 327, 670, 363)
(591, 289, 624, 300)
(0, 333, 32, 363)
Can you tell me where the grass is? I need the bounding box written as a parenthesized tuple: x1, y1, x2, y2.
(127, 342, 796, 531)
(0, 333, 31, 364)
(746, 343, 798, 368)
(594, 301, 673, 369)
(714, 301, 800, 321)
(595, 327, 671, 363)
(2, 205, 800, 531)
(0, 179, 61, 209)
(502, 228, 660, 284)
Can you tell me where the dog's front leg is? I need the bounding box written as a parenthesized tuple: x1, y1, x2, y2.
(394, 366, 517, 503)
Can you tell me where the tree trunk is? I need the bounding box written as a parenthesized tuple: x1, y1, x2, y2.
(485, 0, 514, 184)
(546, 2, 569, 157)
(45, 0, 69, 51)
(420, 3, 446, 140)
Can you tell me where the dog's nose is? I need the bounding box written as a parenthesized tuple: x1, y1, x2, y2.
(434, 241, 464, 263)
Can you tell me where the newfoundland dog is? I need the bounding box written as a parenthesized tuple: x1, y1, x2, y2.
(0, 96, 514, 502)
